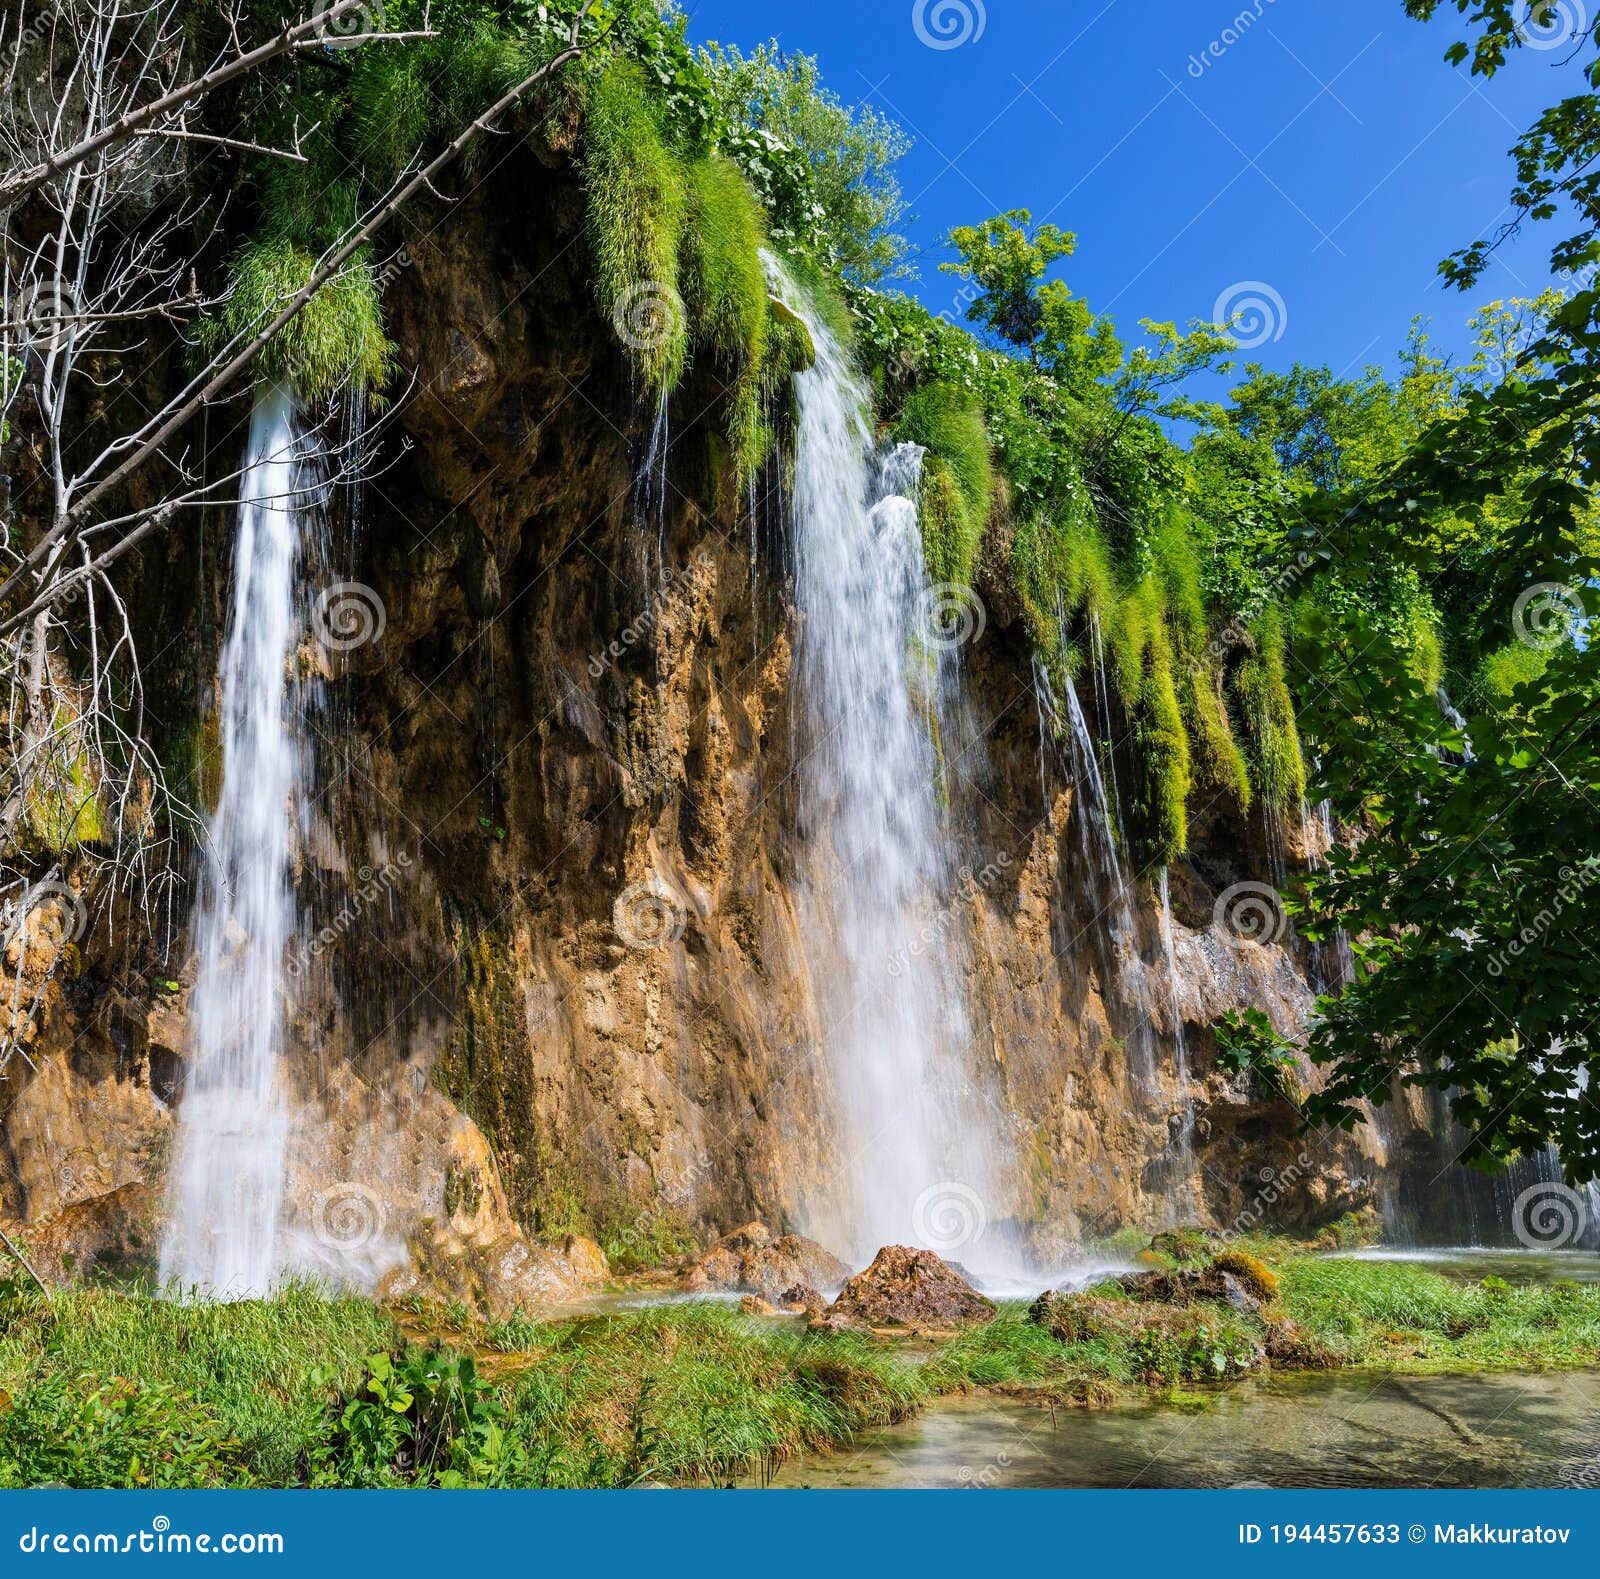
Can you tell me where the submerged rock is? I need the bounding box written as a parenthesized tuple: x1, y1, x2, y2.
(679, 1222, 850, 1301)
(827, 1245, 995, 1327)
(1117, 1264, 1266, 1319)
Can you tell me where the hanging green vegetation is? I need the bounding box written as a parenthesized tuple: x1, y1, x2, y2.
(892, 384, 995, 587)
(1235, 608, 1308, 819)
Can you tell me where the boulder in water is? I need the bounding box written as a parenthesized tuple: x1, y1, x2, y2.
(678, 1222, 850, 1300)
(778, 1283, 826, 1315)
(826, 1245, 995, 1327)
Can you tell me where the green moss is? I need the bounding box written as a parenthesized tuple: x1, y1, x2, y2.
(764, 298, 816, 377)
(201, 237, 393, 403)
(1185, 664, 1252, 807)
(1129, 634, 1192, 866)
(1235, 607, 1308, 816)
(581, 62, 690, 391)
(1478, 640, 1548, 700)
(893, 384, 995, 587)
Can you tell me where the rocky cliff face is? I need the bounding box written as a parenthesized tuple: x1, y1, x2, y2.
(0, 146, 1390, 1299)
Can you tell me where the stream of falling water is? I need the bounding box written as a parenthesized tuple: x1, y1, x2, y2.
(159, 387, 305, 1299)
(777, 261, 1010, 1273)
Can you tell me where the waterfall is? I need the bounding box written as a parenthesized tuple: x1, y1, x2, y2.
(777, 260, 1007, 1271)
(1156, 867, 1197, 1196)
(160, 387, 306, 1299)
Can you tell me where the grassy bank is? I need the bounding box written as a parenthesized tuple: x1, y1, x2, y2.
(0, 1256, 1595, 1488)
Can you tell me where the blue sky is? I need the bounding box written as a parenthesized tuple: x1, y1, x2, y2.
(682, 0, 1591, 382)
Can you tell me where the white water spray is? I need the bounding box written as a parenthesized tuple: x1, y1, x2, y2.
(160, 387, 306, 1299)
(777, 262, 1007, 1269)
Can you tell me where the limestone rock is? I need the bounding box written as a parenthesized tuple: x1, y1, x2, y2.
(827, 1245, 995, 1327)
(679, 1223, 850, 1300)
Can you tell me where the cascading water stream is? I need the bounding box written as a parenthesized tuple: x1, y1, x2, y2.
(776, 260, 1009, 1272)
(160, 387, 307, 1299)
(1156, 868, 1197, 1198)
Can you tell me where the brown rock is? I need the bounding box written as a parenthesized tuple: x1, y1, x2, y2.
(807, 1311, 870, 1335)
(739, 1294, 783, 1317)
(678, 1223, 849, 1300)
(560, 1234, 610, 1285)
(1117, 1265, 1265, 1318)
(827, 1245, 995, 1327)
(778, 1282, 826, 1315)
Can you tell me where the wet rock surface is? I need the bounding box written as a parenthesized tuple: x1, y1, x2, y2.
(827, 1245, 996, 1327)
(679, 1222, 851, 1300)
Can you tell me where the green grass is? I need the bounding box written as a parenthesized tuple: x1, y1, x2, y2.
(892, 383, 996, 587)
(0, 1257, 1594, 1488)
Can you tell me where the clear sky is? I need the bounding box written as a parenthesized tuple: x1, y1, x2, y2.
(682, 0, 1591, 382)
